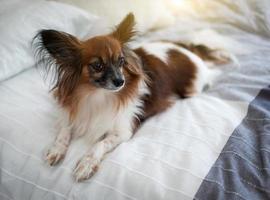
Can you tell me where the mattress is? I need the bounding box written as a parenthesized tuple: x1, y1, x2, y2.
(1, 0, 270, 200)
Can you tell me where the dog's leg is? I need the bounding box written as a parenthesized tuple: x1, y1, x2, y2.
(46, 118, 72, 166)
(73, 124, 132, 182)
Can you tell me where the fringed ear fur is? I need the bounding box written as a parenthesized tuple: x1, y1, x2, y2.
(33, 29, 83, 103)
(122, 46, 143, 76)
(111, 12, 137, 44)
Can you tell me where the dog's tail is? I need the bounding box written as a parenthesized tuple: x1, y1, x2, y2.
(174, 42, 237, 66)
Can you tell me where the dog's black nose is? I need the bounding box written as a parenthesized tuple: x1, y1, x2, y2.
(112, 79, 124, 87)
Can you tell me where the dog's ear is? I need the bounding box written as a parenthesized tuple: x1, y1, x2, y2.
(35, 29, 82, 66)
(111, 12, 137, 44)
(33, 30, 83, 102)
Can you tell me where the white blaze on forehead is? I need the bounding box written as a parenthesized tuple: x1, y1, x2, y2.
(108, 45, 113, 57)
(105, 42, 114, 58)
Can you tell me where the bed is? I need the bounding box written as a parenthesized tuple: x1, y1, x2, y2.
(1, 0, 270, 199)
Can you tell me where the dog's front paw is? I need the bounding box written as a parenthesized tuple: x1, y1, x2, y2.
(45, 144, 67, 166)
(73, 155, 99, 182)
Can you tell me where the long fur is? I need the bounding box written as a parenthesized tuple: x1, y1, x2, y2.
(33, 30, 83, 104)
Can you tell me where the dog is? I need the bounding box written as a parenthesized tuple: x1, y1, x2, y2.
(34, 13, 231, 181)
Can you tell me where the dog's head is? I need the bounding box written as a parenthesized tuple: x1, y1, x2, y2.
(34, 13, 142, 101)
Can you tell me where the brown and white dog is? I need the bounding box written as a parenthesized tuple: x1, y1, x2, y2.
(34, 13, 230, 181)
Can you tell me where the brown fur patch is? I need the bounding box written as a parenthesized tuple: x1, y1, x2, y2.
(134, 47, 197, 122)
(116, 67, 142, 108)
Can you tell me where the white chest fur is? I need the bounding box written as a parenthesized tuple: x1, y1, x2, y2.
(57, 81, 148, 145)
(70, 90, 122, 143)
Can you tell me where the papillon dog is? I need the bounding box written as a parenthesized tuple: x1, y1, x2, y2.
(34, 13, 231, 181)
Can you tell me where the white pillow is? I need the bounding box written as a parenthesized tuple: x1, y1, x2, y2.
(0, 0, 98, 82)
(53, 0, 175, 32)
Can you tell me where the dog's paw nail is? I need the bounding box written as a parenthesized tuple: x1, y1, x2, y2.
(45, 146, 66, 166)
(73, 157, 99, 182)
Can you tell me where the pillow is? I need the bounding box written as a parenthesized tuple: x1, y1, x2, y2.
(53, 0, 175, 32)
(0, 0, 98, 82)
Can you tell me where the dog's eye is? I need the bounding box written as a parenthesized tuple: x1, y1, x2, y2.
(118, 57, 126, 67)
(90, 61, 103, 72)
